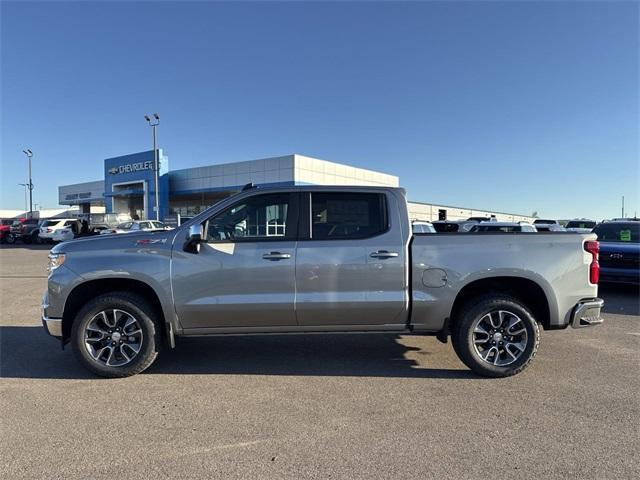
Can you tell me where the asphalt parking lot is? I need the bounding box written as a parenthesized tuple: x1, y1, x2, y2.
(1, 244, 638, 479)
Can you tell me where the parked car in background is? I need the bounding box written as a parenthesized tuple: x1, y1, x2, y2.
(89, 213, 132, 233)
(0, 219, 14, 243)
(38, 219, 80, 244)
(592, 220, 640, 285)
(533, 219, 560, 226)
(565, 219, 597, 233)
(99, 220, 168, 235)
(534, 224, 566, 232)
(51, 227, 76, 243)
(10, 218, 42, 244)
(412, 221, 436, 234)
(469, 222, 537, 233)
(431, 220, 461, 232)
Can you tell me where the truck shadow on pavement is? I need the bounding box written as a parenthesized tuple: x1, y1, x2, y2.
(0, 326, 477, 380)
(0, 243, 52, 251)
(599, 284, 640, 316)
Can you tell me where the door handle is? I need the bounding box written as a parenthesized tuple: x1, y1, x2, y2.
(262, 252, 291, 261)
(370, 250, 399, 259)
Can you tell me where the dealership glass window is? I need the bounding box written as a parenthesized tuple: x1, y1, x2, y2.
(310, 192, 387, 240)
(206, 193, 290, 242)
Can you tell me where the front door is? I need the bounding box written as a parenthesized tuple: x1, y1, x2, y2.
(295, 191, 407, 327)
(172, 192, 299, 330)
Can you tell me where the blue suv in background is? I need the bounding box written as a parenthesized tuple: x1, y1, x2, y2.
(593, 220, 640, 285)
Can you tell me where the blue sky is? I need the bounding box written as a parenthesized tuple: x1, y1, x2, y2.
(1, 0, 638, 219)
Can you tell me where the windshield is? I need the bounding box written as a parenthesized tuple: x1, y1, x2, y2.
(566, 220, 596, 229)
(534, 219, 556, 224)
(592, 223, 639, 243)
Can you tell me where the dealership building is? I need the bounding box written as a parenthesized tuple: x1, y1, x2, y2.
(58, 150, 533, 223)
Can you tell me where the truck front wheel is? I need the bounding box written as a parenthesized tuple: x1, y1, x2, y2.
(452, 295, 540, 378)
(70, 292, 161, 378)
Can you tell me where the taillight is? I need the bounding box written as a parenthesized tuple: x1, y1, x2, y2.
(47, 228, 52, 233)
(584, 240, 599, 284)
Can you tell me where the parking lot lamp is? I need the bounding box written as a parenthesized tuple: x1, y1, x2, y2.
(18, 183, 29, 218)
(144, 114, 160, 221)
(22, 149, 33, 218)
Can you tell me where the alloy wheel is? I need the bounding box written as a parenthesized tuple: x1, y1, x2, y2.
(84, 309, 143, 367)
(472, 310, 528, 367)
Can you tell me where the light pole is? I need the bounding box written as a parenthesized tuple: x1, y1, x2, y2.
(144, 113, 160, 221)
(22, 149, 33, 218)
(18, 183, 28, 218)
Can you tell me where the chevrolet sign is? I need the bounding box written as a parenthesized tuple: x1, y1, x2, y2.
(108, 161, 154, 175)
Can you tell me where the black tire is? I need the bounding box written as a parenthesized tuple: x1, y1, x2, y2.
(71, 292, 162, 378)
(451, 295, 540, 378)
(22, 234, 32, 244)
(6, 233, 16, 244)
(33, 231, 42, 244)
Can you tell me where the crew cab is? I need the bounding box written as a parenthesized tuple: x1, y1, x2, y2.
(10, 217, 41, 244)
(42, 186, 604, 378)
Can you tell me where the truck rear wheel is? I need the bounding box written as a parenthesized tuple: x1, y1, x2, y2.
(452, 295, 539, 378)
(70, 292, 161, 378)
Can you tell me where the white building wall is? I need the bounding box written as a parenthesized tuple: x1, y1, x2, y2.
(53, 153, 532, 222)
(170, 155, 295, 192)
(58, 180, 105, 205)
(294, 154, 399, 187)
(407, 202, 533, 223)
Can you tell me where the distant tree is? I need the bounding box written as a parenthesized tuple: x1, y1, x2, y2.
(531, 211, 538, 218)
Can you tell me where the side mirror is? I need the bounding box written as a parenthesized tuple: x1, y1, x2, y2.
(184, 224, 203, 253)
(187, 224, 203, 242)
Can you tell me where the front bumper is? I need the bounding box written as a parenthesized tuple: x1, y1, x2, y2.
(42, 291, 62, 338)
(571, 298, 604, 328)
(42, 315, 63, 338)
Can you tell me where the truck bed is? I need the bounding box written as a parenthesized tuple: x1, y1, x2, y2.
(410, 232, 597, 332)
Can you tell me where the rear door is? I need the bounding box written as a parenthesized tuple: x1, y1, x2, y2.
(295, 190, 407, 327)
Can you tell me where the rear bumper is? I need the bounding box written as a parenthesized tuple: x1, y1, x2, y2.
(571, 298, 604, 328)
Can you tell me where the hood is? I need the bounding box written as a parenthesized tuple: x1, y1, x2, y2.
(51, 229, 178, 254)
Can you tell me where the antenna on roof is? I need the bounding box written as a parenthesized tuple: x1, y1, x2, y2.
(241, 182, 256, 191)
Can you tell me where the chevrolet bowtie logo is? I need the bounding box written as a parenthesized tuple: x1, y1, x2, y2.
(108, 167, 119, 175)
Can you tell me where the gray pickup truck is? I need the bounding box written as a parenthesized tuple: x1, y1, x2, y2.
(42, 186, 604, 378)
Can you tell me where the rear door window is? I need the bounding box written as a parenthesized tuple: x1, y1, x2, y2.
(310, 192, 387, 240)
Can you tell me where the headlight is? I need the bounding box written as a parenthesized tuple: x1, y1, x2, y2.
(47, 253, 66, 272)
